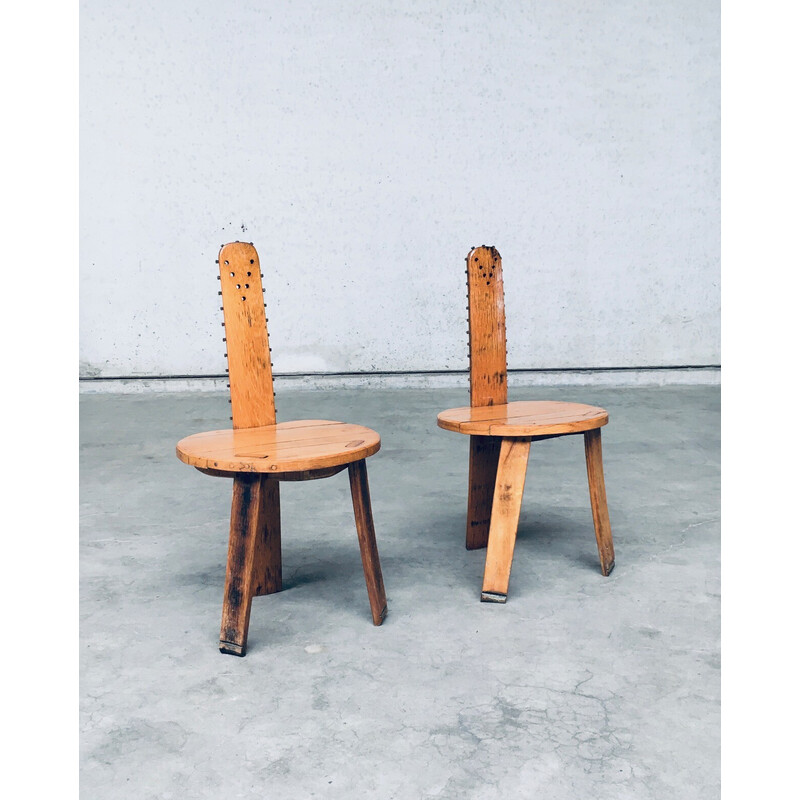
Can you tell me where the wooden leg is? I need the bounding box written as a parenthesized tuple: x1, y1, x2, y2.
(252, 479, 282, 596)
(219, 474, 281, 656)
(466, 435, 502, 550)
(348, 460, 388, 625)
(480, 438, 531, 603)
(584, 429, 615, 576)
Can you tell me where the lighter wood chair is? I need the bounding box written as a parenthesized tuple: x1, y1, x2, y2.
(437, 246, 615, 603)
(176, 242, 387, 655)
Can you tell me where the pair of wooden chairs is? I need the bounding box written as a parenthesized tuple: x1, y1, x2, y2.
(176, 243, 614, 655)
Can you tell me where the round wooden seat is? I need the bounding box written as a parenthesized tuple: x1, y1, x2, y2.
(176, 420, 380, 474)
(437, 400, 608, 437)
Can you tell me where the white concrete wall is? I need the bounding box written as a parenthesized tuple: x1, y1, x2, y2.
(80, 0, 719, 378)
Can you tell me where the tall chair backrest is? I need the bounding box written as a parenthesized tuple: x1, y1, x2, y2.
(466, 245, 507, 408)
(217, 242, 276, 429)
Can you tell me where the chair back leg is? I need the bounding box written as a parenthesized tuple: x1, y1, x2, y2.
(252, 480, 282, 596)
(466, 435, 502, 550)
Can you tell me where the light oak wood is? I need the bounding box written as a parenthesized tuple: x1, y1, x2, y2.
(584, 429, 615, 576)
(466, 435, 502, 550)
(252, 479, 282, 598)
(348, 460, 388, 625)
(195, 464, 348, 481)
(438, 245, 616, 599)
(176, 242, 387, 655)
(218, 242, 275, 429)
(480, 438, 531, 602)
(176, 420, 380, 474)
(266, 465, 348, 481)
(464, 246, 507, 550)
(219, 474, 281, 656)
(467, 246, 507, 408)
(438, 400, 608, 437)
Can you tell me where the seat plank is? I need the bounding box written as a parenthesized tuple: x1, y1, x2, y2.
(176, 420, 381, 473)
(437, 400, 608, 437)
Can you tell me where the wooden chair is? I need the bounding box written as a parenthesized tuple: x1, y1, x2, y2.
(176, 242, 387, 655)
(437, 246, 615, 603)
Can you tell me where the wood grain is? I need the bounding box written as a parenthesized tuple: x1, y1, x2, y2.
(267, 465, 348, 481)
(176, 420, 381, 473)
(480, 438, 531, 602)
(219, 474, 281, 656)
(252, 478, 282, 596)
(438, 243, 617, 599)
(194, 465, 348, 481)
(467, 246, 507, 408)
(466, 435, 502, 550)
(584, 429, 615, 576)
(177, 241, 388, 654)
(348, 460, 388, 626)
(218, 242, 275, 429)
(465, 246, 506, 549)
(438, 400, 608, 437)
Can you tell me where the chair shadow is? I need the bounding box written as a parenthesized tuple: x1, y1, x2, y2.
(181, 500, 612, 654)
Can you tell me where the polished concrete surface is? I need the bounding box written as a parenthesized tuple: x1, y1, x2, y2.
(80, 386, 720, 798)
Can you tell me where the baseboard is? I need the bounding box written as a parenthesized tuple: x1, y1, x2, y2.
(78, 366, 720, 394)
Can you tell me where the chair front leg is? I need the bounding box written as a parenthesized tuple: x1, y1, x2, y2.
(481, 437, 531, 603)
(219, 474, 281, 656)
(348, 460, 388, 625)
(584, 428, 615, 576)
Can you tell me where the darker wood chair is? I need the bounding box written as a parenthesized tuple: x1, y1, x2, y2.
(437, 246, 615, 603)
(176, 242, 387, 655)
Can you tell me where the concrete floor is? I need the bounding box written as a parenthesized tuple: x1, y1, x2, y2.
(80, 385, 720, 799)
